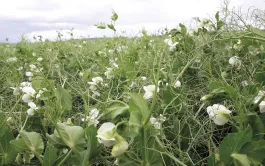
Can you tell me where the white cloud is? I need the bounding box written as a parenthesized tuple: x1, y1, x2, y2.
(1, 0, 264, 42)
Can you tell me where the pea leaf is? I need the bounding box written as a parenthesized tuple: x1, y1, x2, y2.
(102, 101, 129, 119)
(111, 11, 118, 21)
(55, 87, 72, 113)
(20, 131, 44, 154)
(129, 93, 149, 121)
(231, 153, 251, 166)
(219, 127, 252, 165)
(43, 143, 58, 166)
(0, 112, 7, 137)
(240, 140, 265, 163)
(53, 122, 86, 153)
(0, 130, 17, 165)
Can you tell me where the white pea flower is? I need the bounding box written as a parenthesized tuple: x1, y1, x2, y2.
(104, 67, 114, 79)
(150, 114, 166, 129)
(108, 49, 114, 53)
(17, 67, 24, 71)
(241, 80, 248, 88)
(36, 90, 44, 99)
(79, 72, 83, 77)
(10, 87, 20, 95)
(112, 62, 119, 68)
(27, 102, 38, 116)
(37, 57, 43, 62)
(130, 81, 136, 88)
(25, 72, 33, 77)
(206, 104, 231, 125)
(7, 57, 17, 62)
(164, 39, 179, 51)
(174, 80, 181, 88)
(62, 148, 69, 154)
(32, 52, 36, 57)
(141, 76, 147, 81)
(22, 87, 36, 103)
(97, 122, 116, 147)
(29, 64, 37, 70)
(82, 108, 100, 126)
(114, 159, 119, 165)
(229, 56, 241, 67)
(111, 138, 129, 157)
(20, 82, 32, 88)
(254, 90, 265, 113)
(143, 85, 159, 100)
(88, 77, 103, 85)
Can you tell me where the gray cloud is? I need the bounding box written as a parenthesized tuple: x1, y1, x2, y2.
(1, 0, 264, 43)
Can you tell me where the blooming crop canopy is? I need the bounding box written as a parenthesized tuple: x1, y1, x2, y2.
(207, 104, 231, 125)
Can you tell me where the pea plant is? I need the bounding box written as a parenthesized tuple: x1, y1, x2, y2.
(1, 6, 265, 166)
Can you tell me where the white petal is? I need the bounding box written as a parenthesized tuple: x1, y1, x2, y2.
(28, 102, 37, 109)
(259, 101, 265, 113)
(25, 72, 33, 77)
(27, 108, 35, 116)
(174, 80, 181, 88)
(22, 94, 33, 103)
(111, 140, 129, 157)
(97, 135, 116, 147)
(97, 122, 116, 135)
(213, 114, 229, 125)
(143, 91, 153, 100)
(22, 87, 36, 95)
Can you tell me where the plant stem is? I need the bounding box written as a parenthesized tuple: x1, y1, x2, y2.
(35, 152, 43, 165)
(16, 115, 29, 139)
(57, 149, 72, 166)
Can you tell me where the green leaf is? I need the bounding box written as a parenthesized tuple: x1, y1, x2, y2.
(219, 127, 252, 165)
(0, 112, 7, 137)
(55, 87, 72, 113)
(54, 122, 86, 153)
(0, 130, 17, 165)
(179, 23, 187, 35)
(111, 11, 118, 21)
(233, 114, 264, 140)
(129, 111, 142, 127)
(215, 11, 220, 21)
(217, 21, 224, 30)
(10, 138, 28, 152)
(20, 131, 44, 154)
(85, 126, 98, 160)
(46, 133, 66, 149)
(129, 93, 149, 121)
(102, 101, 129, 119)
(94, 23, 106, 29)
(256, 71, 265, 85)
(207, 154, 215, 166)
(107, 24, 116, 31)
(240, 140, 265, 163)
(43, 143, 58, 166)
(231, 153, 251, 166)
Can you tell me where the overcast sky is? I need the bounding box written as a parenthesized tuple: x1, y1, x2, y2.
(1, 0, 264, 43)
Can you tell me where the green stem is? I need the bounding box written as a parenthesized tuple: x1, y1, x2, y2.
(16, 115, 29, 139)
(57, 149, 72, 166)
(34, 152, 43, 165)
(141, 128, 148, 165)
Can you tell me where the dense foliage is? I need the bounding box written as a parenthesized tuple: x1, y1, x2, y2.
(1, 7, 265, 166)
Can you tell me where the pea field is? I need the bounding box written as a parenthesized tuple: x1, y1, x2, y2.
(1, 5, 265, 166)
